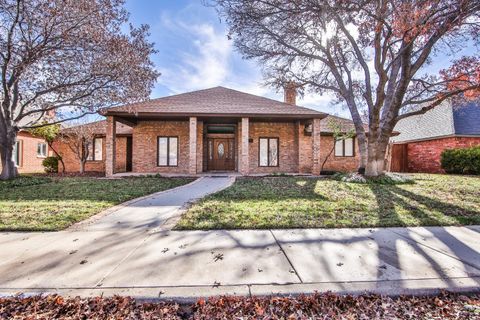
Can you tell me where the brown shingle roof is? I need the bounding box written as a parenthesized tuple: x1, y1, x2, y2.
(320, 115, 357, 133)
(62, 120, 132, 136)
(104, 86, 326, 118)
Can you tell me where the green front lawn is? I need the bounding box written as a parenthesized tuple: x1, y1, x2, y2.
(176, 174, 480, 229)
(0, 176, 194, 231)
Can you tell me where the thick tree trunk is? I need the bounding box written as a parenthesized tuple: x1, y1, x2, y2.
(365, 137, 389, 177)
(356, 132, 368, 173)
(0, 133, 18, 180)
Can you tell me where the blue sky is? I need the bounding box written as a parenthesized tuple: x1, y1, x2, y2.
(123, 0, 476, 119)
(124, 0, 340, 115)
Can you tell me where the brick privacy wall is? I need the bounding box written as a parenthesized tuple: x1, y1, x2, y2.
(248, 122, 299, 174)
(297, 122, 313, 173)
(1, 131, 50, 173)
(406, 136, 480, 173)
(132, 120, 190, 174)
(196, 121, 203, 173)
(53, 137, 127, 173)
(319, 135, 360, 172)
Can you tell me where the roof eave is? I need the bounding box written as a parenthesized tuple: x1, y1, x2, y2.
(104, 111, 328, 120)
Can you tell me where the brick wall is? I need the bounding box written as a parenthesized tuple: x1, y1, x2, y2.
(298, 122, 313, 173)
(196, 121, 203, 173)
(3, 131, 50, 173)
(132, 120, 190, 174)
(248, 122, 299, 174)
(53, 136, 128, 173)
(406, 136, 480, 173)
(319, 135, 360, 172)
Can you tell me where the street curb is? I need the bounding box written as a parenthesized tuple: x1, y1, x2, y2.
(2, 276, 480, 303)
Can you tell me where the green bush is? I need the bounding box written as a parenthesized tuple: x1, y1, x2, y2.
(441, 146, 480, 175)
(42, 156, 59, 173)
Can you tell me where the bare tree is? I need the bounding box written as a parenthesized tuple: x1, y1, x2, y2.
(320, 118, 355, 173)
(60, 121, 96, 174)
(0, 0, 159, 180)
(212, 0, 480, 176)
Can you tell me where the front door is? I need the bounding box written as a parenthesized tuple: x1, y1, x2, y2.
(208, 138, 235, 171)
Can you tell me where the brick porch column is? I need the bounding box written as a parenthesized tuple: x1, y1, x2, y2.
(105, 116, 116, 177)
(312, 118, 322, 175)
(240, 117, 249, 175)
(189, 116, 197, 175)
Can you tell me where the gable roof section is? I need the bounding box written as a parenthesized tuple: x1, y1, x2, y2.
(391, 100, 480, 143)
(320, 115, 358, 133)
(104, 86, 326, 118)
(391, 101, 456, 143)
(453, 101, 480, 135)
(61, 120, 132, 136)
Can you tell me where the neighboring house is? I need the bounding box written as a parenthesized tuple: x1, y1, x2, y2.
(55, 86, 361, 175)
(389, 100, 480, 173)
(0, 131, 50, 174)
(53, 121, 133, 173)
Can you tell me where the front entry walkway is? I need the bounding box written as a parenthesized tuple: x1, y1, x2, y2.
(0, 178, 479, 300)
(76, 176, 235, 231)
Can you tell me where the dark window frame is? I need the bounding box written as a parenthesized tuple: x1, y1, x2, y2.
(157, 136, 179, 167)
(258, 137, 280, 167)
(334, 137, 355, 157)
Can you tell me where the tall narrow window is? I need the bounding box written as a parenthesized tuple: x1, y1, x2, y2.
(37, 142, 47, 157)
(334, 137, 355, 157)
(12, 141, 20, 167)
(158, 136, 178, 166)
(93, 138, 103, 161)
(259, 138, 279, 167)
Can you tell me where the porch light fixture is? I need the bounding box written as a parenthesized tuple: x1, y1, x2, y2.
(304, 122, 313, 136)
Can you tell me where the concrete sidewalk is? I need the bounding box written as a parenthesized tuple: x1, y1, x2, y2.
(1, 226, 479, 300)
(1, 176, 479, 300)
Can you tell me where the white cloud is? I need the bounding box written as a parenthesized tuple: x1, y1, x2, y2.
(158, 20, 233, 93)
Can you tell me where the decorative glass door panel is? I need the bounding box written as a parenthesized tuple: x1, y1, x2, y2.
(207, 138, 235, 171)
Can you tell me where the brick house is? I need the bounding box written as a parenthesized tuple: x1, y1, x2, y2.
(0, 131, 51, 174)
(53, 121, 133, 173)
(55, 86, 361, 176)
(389, 100, 480, 173)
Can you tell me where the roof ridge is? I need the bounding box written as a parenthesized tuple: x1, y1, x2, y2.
(212, 85, 320, 111)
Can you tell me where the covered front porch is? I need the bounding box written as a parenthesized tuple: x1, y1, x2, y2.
(104, 115, 324, 177)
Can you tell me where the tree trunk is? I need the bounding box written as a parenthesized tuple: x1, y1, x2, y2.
(48, 142, 65, 173)
(356, 132, 368, 173)
(80, 160, 86, 174)
(365, 138, 389, 177)
(0, 133, 18, 180)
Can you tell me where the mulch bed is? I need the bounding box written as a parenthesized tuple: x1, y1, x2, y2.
(1, 291, 479, 319)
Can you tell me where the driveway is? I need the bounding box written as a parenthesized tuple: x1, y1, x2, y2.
(0, 177, 479, 300)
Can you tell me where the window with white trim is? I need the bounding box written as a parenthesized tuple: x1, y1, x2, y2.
(93, 137, 103, 161)
(158, 137, 178, 166)
(13, 141, 21, 166)
(334, 137, 355, 157)
(37, 142, 47, 157)
(259, 137, 279, 167)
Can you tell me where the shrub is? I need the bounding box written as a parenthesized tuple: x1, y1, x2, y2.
(441, 146, 480, 175)
(42, 156, 60, 173)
